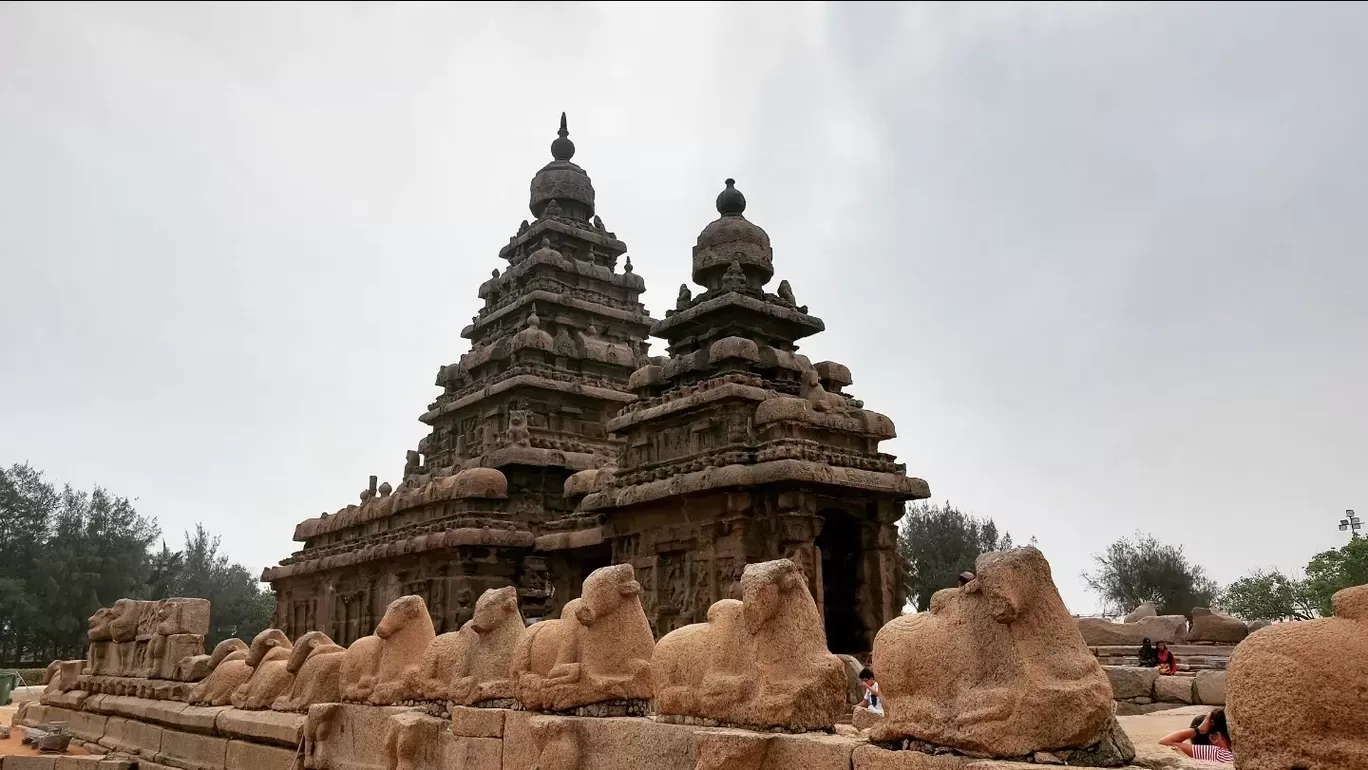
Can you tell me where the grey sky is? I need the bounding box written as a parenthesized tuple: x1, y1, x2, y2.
(2, 2, 1364, 613)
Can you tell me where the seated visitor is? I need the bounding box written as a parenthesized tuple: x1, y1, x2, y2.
(1138, 637, 1159, 667)
(1159, 708, 1233, 763)
(1155, 640, 1178, 675)
(858, 667, 883, 715)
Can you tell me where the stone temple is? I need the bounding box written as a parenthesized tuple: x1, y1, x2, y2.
(264, 115, 929, 656)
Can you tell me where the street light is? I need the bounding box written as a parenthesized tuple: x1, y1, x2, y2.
(1338, 509, 1361, 538)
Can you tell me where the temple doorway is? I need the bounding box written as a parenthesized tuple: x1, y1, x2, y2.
(816, 508, 865, 654)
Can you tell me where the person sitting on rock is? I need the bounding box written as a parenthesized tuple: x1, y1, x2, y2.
(1159, 708, 1233, 763)
(857, 667, 883, 716)
(1138, 637, 1159, 667)
(1154, 640, 1178, 675)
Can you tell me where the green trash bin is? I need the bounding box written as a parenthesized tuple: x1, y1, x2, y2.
(0, 670, 19, 706)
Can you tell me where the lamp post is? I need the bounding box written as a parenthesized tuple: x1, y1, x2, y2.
(1338, 509, 1361, 539)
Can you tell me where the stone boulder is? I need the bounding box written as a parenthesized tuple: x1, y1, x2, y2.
(1153, 675, 1194, 704)
(1077, 614, 1187, 646)
(653, 558, 846, 731)
(1247, 618, 1273, 632)
(1227, 584, 1368, 770)
(1102, 666, 1158, 700)
(1187, 607, 1248, 643)
(1193, 670, 1226, 705)
(869, 547, 1123, 762)
(1123, 601, 1158, 623)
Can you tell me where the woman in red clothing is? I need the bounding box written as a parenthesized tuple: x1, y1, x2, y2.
(1154, 640, 1178, 675)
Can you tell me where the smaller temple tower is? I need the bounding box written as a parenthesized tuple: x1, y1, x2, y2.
(564, 179, 929, 655)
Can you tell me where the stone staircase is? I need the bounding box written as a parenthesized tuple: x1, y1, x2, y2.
(1091, 644, 1235, 672)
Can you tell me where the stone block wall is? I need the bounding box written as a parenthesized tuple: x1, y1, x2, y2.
(1103, 666, 1226, 715)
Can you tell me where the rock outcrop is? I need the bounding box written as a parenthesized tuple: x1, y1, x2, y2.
(1077, 614, 1188, 646)
(653, 558, 845, 731)
(869, 546, 1123, 762)
(1187, 607, 1249, 644)
(1227, 584, 1368, 770)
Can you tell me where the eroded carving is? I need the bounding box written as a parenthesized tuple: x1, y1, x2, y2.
(869, 546, 1118, 760)
(338, 594, 436, 705)
(653, 558, 845, 731)
(512, 563, 653, 713)
(274, 630, 346, 712)
(230, 628, 295, 710)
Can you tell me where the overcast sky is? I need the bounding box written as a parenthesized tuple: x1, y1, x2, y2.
(2, 2, 1365, 614)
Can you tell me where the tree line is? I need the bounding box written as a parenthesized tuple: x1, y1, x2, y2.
(898, 500, 1367, 621)
(0, 463, 273, 665)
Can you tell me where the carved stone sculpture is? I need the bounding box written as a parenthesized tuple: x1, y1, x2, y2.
(1227, 584, 1368, 770)
(869, 547, 1120, 760)
(338, 594, 436, 705)
(87, 607, 115, 642)
(188, 637, 256, 706)
(512, 563, 654, 713)
(412, 586, 524, 705)
(176, 637, 247, 682)
(273, 630, 345, 712)
(230, 628, 295, 709)
(653, 558, 845, 731)
(108, 598, 151, 643)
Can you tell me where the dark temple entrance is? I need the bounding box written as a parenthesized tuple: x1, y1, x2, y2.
(816, 509, 866, 655)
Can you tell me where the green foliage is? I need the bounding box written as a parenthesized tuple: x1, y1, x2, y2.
(1304, 536, 1368, 616)
(1083, 532, 1219, 617)
(898, 501, 1018, 612)
(0, 463, 274, 663)
(1218, 568, 1316, 621)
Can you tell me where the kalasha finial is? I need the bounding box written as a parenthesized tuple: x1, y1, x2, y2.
(551, 112, 575, 162)
(716, 178, 746, 216)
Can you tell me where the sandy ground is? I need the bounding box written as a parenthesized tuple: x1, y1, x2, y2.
(0, 703, 90, 759)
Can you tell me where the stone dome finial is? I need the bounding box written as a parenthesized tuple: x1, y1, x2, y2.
(551, 112, 575, 162)
(530, 112, 594, 219)
(693, 177, 772, 288)
(716, 178, 746, 216)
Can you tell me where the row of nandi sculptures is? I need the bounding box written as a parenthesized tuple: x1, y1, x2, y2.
(188, 559, 848, 731)
(177, 547, 1130, 761)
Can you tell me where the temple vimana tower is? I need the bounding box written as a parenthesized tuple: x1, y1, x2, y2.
(264, 115, 929, 656)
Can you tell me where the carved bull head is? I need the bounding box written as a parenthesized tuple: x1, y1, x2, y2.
(87, 607, 115, 641)
(741, 559, 805, 635)
(287, 631, 337, 674)
(470, 586, 519, 635)
(377, 595, 429, 640)
(574, 564, 640, 628)
(246, 628, 292, 668)
(963, 546, 1050, 624)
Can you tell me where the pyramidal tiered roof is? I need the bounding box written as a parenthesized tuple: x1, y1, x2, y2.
(412, 113, 657, 481)
(267, 115, 657, 584)
(569, 178, 928, 509)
